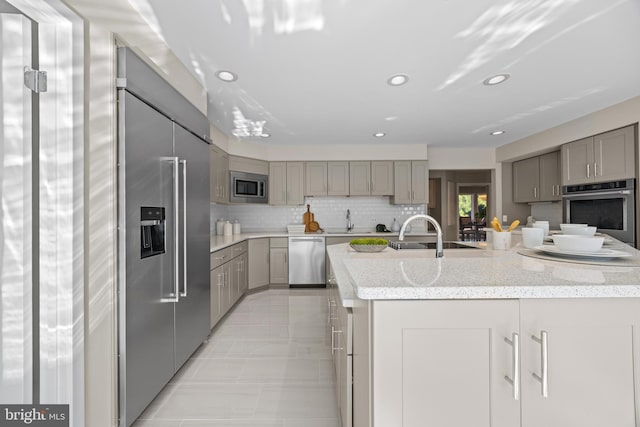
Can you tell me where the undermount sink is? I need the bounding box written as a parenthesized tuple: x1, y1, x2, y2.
(389, 241, 480, 250)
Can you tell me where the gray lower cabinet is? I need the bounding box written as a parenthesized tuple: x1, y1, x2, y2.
(269, 238, 288, 284)
(248, 238, 270, 289)
(209, 242, 247, 328)
(346, 297, 640, 427)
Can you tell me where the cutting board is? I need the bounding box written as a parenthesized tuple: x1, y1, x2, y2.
(303, 205, 312, 232)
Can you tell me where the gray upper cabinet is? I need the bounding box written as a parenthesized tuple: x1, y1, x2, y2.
(305, 162, 328, 196)
(394, 160, 429, 204)
(371, 161, 394, 196)
(513, 152, 561, 203)
(393, 161, 412, 204)
(328, 162, 350, 196)
(562, 125, 635, 185)
(349, 161, 371, 196)
(513, 156, 540, 203)
(411, 160, 429, 204)
(269, 162, 287, 205)
(210, 144, 229, 204)
(538, 151, 561, 201)
(286, 162, 305, 204)
(269, 161, 304, 205)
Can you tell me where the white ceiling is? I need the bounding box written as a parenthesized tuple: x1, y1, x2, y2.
(136, 0, 640, 148)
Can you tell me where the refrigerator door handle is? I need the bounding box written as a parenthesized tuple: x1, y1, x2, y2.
(171, 156, 180, 302)
(180, 159, 188, 297)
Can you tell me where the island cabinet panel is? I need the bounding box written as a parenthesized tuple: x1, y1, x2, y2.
(371, 300, 520, 427)
(520, 299, 640, 427)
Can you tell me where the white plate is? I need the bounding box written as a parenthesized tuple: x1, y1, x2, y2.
(544, 234, 614, 244)
(533, 245, 632, 259)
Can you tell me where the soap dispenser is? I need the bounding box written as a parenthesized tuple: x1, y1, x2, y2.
(391, 218, 400, 232)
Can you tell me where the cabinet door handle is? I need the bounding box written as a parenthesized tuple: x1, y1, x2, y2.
(586, 163, 590, 178)
(594, 162, 598, 177)
(531, 331, 549, 398)
(331, 326, 343, 355)
(503, 333, 520, 401)
(533, 187, 537, 198)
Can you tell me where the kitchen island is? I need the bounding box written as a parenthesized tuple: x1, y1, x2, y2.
(326, 239, 640, 427)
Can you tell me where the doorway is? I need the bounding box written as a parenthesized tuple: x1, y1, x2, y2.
(458, 184, 489, 241)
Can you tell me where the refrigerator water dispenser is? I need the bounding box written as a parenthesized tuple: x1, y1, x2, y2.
(140, 207, 165, 258)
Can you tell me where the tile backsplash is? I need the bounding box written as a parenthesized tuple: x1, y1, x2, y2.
(211, 197, 427, 233)
(530, 202, 563, 228)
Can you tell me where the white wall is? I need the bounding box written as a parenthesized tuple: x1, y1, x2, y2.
(496, 95, 640, 162)
(222, 140, 429, 161)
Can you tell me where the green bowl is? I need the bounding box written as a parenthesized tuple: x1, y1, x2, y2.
(349, 238, 388, 253)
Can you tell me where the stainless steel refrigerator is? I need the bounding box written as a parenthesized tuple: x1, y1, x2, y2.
(117, 48, 211, 427)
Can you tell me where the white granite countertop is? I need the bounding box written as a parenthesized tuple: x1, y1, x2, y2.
(210, 230, 434, 252)
(327, 237, 640, 306)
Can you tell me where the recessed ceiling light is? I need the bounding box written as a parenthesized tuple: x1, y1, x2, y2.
(374, 132, 386, 137)
(387, 74, 409, 86)
(483, 73, 510, 86)
(216, 70, 237, 82)
(261, 133, 271, 138)
(490, 130, 506, 135)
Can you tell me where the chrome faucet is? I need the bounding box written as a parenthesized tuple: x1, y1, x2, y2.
(346, 209, 354, 232)
(399, 214, 444, 258)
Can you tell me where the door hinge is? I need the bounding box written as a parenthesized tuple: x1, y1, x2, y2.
(24, 66, 47, 93)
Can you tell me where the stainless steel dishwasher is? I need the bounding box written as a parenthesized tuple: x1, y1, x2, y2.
(288, 235, 326, 287)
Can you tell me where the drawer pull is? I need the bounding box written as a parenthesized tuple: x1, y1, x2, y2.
(331, 326, 343, 355)
(503, 333, 520, 401)
(531, 331, 549, 398)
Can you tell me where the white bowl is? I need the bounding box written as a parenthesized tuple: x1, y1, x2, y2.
(551, 235, 604, 252)
(560, 223, 587, 228)
(560, 225, 597, 236)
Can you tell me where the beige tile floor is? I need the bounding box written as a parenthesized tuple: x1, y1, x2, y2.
(133, 288, 340, 427)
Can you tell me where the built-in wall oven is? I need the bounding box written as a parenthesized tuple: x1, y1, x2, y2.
(229, 171, 268, 203)
(562, 179, 636, 246)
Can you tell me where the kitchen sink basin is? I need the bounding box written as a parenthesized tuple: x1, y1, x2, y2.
(388, 241, 481, 250)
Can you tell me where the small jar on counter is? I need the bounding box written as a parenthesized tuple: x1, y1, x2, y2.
(216, 218, 225, 235)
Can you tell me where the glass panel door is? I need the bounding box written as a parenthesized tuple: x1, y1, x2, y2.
(0, 7, 33, 404)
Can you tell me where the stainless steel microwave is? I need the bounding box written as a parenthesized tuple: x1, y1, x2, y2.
(229, 171, 268, 203)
